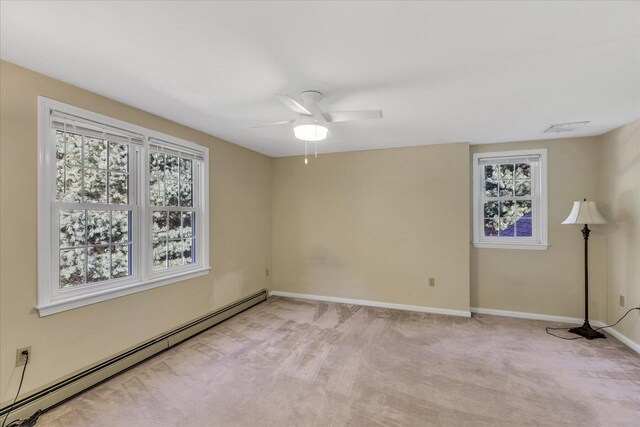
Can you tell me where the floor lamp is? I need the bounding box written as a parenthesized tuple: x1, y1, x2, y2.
(562, 199, 607, 340)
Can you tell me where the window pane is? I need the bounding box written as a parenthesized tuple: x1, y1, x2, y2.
(153, 211, 168, 239)
(500, 217, 516, 236)
(56, 131, 66, 159)
(516, 217, 533, 237)
(56, 130, 67, 154)
(485, 180, 498, 197)
(87, 210, 110, 245)
(149, 178, 165, 206)
(56, 133, 65, 200)
(153, 240, 167, 271)
(56, 163, 65, 201)
(149, 153, 196, 209)
(60, 210, 86, 247)
(168, 212, 181, 239)
(166, 180, 179, 206)
(183, 238, 193, 264)
(87, 246, 110, 283)
(499, 180, 514, 197)
(149, 152, 165, 178)
(109, 172, 128, 204)
(180, 182, 192, 207)
(515, 180, 531, 197)
(109, 142, 128, 172)
(60, 248, 85, 288)
(500, 200, 515, 216)
(496, 200, 532, 237)
(84, 138, 107, 169)
(61, 166, 82, 203)
(180, 158, 192, 182)
(484, 218, 499, 236)
(515, 163, 531, 180)
(111, 210, 129, 244)
(111, 244, 130, 279)
(484, 165, 498, 181)
(66, 133, 83, 165)
(166, 155, 179, 180)
(84, 168, 107, 203)
(516, 200, 532, 214)
(483, 201, 498, 219)
(182, 212, 193, 238)
(168, 240, 182, 267)
(499, 164, 514, 180)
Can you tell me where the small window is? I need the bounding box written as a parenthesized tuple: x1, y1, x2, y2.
(472, 149, 548, 250)
(38, 97, 210, 316)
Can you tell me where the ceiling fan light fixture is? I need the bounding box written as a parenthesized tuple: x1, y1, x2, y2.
(294, 124, 328, 141)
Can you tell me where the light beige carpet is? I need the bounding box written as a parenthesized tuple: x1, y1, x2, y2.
(37, 296, 639, 426)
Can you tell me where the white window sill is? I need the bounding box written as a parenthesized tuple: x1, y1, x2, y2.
(36, 267, 211, 317)
(472, 242, 549, 251)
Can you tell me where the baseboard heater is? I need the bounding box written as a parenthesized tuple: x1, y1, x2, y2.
(0, 289, 268, 425)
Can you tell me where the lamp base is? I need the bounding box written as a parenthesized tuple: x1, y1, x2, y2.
(569, 321, 606, 340)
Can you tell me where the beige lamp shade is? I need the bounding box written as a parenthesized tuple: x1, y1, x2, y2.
(562, 200, 607, 225)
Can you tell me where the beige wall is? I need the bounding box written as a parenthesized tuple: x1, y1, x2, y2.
(1, 59, 637, 406)
(272, 143, 470, 313)
(470, 137, 607, 320)
(0, 61, 272, 402)
(599, 120, 640, 344)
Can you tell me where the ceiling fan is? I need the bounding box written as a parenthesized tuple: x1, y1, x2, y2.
(251, 90, 383, 145)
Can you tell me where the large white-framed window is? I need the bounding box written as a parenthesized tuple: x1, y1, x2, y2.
(38, 97, 209, 316)
(472, 149, 548, 250)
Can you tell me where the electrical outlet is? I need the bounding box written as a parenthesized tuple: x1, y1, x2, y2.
(428, 277, 435, 287)
(619, 295, 625, 307)
(266, 268, 269, 277)
(15, 347, 30, 367)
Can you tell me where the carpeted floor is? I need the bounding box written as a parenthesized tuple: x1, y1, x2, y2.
(37, 296, 640, 426)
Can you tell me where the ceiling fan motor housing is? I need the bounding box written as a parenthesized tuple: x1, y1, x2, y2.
(300, 90, 323, 107)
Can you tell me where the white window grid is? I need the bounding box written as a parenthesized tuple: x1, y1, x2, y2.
(472, 149, 548, 250)
(147, 146, 204, 277)
(479, 159, 537, 239)
(51, 123, 141, 299)
(38, 97, 210, 316)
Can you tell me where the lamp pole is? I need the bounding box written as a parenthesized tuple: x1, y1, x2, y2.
(582, 225, 590, 328)
(568, 223, 605, 339)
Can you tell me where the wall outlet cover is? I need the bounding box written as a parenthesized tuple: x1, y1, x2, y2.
(15, 346, 31, 367)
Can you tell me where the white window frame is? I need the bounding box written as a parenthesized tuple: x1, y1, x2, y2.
(37, 97, 210, 316)
(472, 148, 548, 251)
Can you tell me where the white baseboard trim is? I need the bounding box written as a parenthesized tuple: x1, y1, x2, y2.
(471, 307, 640, 355)
(601, 326, 640, 354)
(470, 307, 585, 324)
(269, 291, 471, 318)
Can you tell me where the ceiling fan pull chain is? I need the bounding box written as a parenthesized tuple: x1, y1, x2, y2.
(314, 119, 318, 158)
(305, 140, 308, 165)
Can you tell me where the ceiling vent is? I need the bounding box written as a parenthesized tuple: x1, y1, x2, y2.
(543, 121, 590, 133)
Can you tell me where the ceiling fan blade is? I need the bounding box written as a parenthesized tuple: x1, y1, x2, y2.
(250, 119, 295, 128)
(276, 95, 312, 116)
(323, 110, 383, 123)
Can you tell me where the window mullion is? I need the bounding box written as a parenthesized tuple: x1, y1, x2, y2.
(136, 143, 146, 283)
(80, 134, 85, 203)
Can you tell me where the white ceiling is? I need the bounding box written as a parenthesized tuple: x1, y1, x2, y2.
(1, 1, 639, 157)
